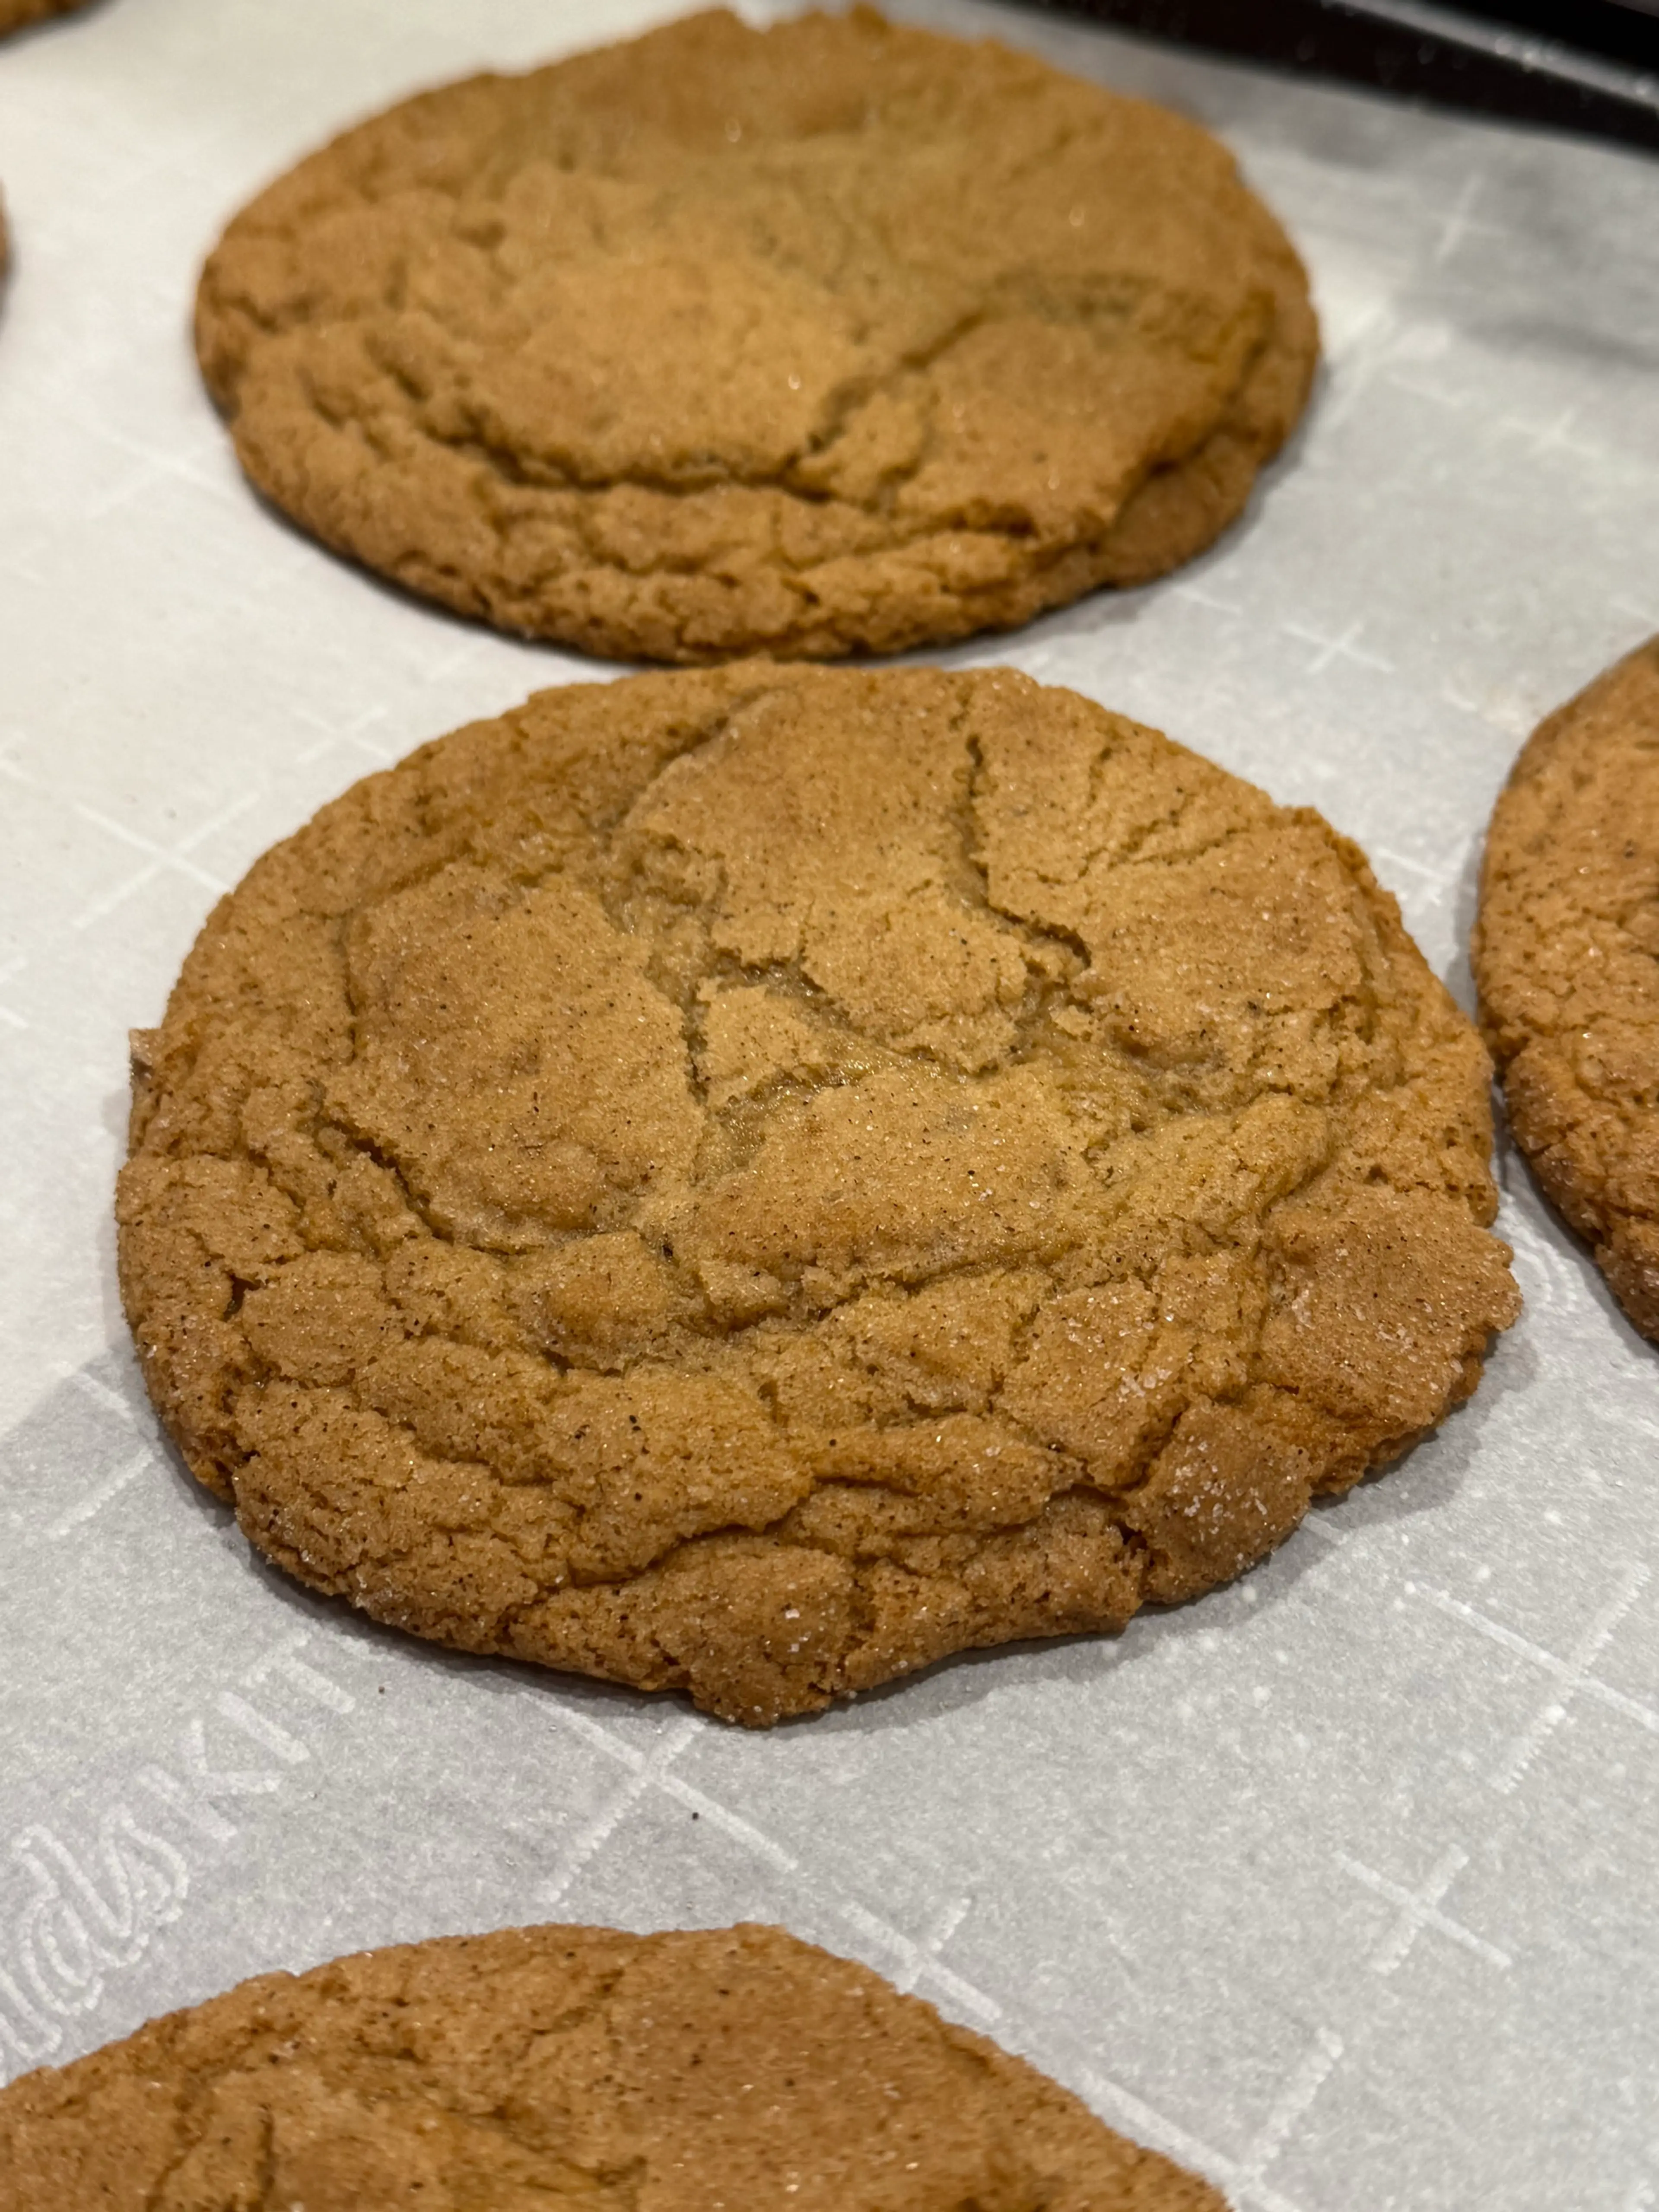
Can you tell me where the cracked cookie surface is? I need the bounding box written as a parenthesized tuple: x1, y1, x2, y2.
(1474, 637, 1659, 1340)
(118, 664, 1518, 1723)
(0, 1922, 1224, 2210)
(194, 6, 1317, 663)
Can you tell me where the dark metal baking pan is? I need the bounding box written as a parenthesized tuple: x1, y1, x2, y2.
(1014, 0, 1659, 152)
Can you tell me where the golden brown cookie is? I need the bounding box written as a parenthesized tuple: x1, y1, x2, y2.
(194, 6, 1317, 663)
(118, 665, 1517, 1723)
(0, 0, 94, 35)
(0, 1922, 1224, 2209)
(1473, 638, 1659, 1340)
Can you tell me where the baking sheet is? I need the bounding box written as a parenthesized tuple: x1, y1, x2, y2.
(1, 3, 1657, 2206)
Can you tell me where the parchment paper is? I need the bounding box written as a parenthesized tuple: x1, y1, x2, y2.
(1, 4, 1656, 2206)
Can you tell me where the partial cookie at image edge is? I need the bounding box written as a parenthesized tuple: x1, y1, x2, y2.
(1474, 636, 1659, 1342)
(0, 0, 96, 36)
(0, 1922, 1225, 2210)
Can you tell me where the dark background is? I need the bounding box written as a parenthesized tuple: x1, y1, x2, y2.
(1026, 0, 1659, 151)
(1452, 0, 1658, 70)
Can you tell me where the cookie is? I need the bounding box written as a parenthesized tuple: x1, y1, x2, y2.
(0, 0, 94, 35)
(118, 664, 1518, 1723)
(1473, 637, 1659, 1339)
(194, 6, 1317, 663)
(0, 1921, 1223, 2209)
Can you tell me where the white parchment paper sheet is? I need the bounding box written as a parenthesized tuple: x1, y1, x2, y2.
(1, 3, 1656, 2206)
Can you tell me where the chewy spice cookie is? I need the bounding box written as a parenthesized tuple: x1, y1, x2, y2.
(0, 1923, 1223, 2209)
(194, 6, 1316, 662)
(118, 666, 1518, 1723)
(1474, 637, 1659, 1339)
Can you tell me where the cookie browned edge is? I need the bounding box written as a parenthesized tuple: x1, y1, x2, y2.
(1473, 637, 1659, 1340)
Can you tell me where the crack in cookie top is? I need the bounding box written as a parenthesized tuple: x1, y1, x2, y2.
(1474, 636, 1659, 1341)
(194, 6, 1317, 662)
(0, 1923, 1224, 2208)
(118, 665, 1518, 1722)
